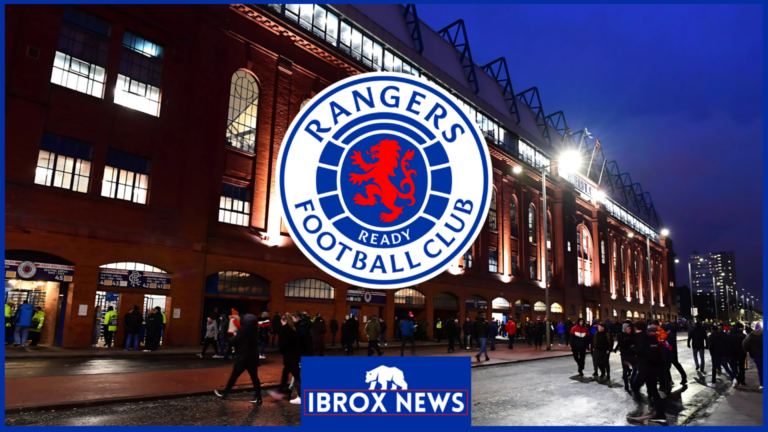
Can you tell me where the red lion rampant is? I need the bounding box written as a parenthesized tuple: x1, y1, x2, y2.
(348, 139, 417, 223)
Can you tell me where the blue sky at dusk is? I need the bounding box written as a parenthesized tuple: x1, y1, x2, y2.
(418, 4, 763, 304)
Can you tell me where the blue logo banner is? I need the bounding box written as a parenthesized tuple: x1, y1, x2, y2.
(301, 357, 471, 426)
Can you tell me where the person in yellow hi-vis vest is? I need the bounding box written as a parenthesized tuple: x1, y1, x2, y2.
(5, 301, 15, 345)
(436, 318, 444, 343)
(29, 307, 45, 346)
(161, 310, 166, 343)
(103, 306, 118, 348)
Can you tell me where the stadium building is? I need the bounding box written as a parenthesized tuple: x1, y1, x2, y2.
(5, 4, 678, 347)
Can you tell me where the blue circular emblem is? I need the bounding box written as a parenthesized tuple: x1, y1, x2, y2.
(277, 73, 491, 289)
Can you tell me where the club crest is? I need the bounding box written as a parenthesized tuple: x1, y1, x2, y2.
(277, 73, 491, 289)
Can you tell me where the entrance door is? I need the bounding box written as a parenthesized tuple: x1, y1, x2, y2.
(349, 307, 360, 319)
(95, 291, 120, 344)
(144, 294, 167, 345)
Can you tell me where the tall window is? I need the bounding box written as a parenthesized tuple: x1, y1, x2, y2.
(510, 196, 518, 237)
(510, 254, 518, 276)
(601, 240, 606, 264)
(286, 278, 334, 300)
(578, 227, 592, 287)
(395, 288, 425, 306)
(219, 183, 252, 227)
(282, 4, 339, 45)
(488, 248, 498, 273)
(633, 251, 639, 298)
(51, 7, 110, 98)
(460, 249, 473, 269)
(528, 204, 536, 243)
(488, 188, 497, 231)
(101, 149, 150, 204)
(529, 257, 537, 280)
(207, 271, 269, 296)
(115, 31, 163, 116)
(226, 70, 260, 153)
(34, 132, 93, 193)
(546, 212, 552, 249)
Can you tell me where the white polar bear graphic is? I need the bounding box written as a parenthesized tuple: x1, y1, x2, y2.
(366, 365, 408, 390)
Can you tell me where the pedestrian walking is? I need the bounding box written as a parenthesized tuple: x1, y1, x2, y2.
(272, 313, 302, 405)
(615, 323, 637, 391)
(365, 314, 384, 356)
(329, 316, 339, 346)
(218, 313, 230, 359)
(379, 317, 388, 346)
(28, 306, 45, 346)
(556, 321, 565, 345)
(628, 322, 667, 424)
(258, 311, 272, 359)
(506, 318, 517, 349)
(474, 313, 490, 362)
(463, 317, 474, 350)
(742, 322, 763, 389)
(488, 318, 498, 351)
(344, 315, 358, 355)
(569, 318, 590, 376)
(214, 313, 263, 405)
(198, 317, 220, 357)
(687, 321, 708, 372)
(12, 300, 34, 347)
(296, 310, 315, 358)
(664, 321, 687, 385)
(123, 306, 142, 351)
(593, 322, 613, 381)
(271, 311, 282, 348)
(312, 313, 327, 356)
(707, 326, 735, 388)
(727, 323, 747, 387)
(400, 312, 416, 356)
(102, 306, 117, 348)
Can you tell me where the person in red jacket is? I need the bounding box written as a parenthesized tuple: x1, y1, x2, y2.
(223, 309, 241, 359)
(506, 318, 517, 349)
(570, 318, 591, 376)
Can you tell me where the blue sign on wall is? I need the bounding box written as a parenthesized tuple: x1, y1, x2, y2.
(302, 357, 470, 426)
(98, 269, 170, 290)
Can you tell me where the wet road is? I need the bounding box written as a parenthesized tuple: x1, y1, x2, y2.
(5, 357, 227, 379)
(472, 341, 728, 426)
(5, 391, 301, 426)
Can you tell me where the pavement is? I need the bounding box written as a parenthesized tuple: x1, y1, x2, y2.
(470, 337, 764, 426)
(5, 336, 571, 416)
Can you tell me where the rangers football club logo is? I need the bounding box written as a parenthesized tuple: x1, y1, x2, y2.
(17, 261, 38, 279)
(277, 73, 491, 289)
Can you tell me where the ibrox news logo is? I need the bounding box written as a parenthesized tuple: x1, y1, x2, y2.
(303, 365, 468, 416)
(277, 73, 492, 289)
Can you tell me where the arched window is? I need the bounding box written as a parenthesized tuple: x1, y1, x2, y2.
(286, 278, 334, 300)
(434, 292, 458, 308)
(621, 309, 626, 318)
(528, 204, 536, 244)
(467, 295, 488, 310)
(633, 311, 639, 318)
(533, 301, 546, 312)
(206, 271, 269, 296)
(626, 310, 632, 318)
(569, 305, 576, 315)
(488, 188, 497, 231)
(577, 226, 592, 287)
(551, 303, 563, 313)
(612, 309, 617, 317)
(100, 262, 167, 273)
(395, 288, 425, 306)
(99, 262, 170, 289)
(226, 70, 259, 154)
(515, 299, 531, 313)
(492, 297, 511, 310)
(510, 195, 518, 237)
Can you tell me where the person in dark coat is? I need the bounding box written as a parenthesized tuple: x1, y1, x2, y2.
(628, 323, 667, 423)
(488, 318, 498, 351)
(312, 313, 327, 356)
(274, 313, 302, 405)
(378, 317, 388, 346)
(707, 326, 735, 387)
(340, 316, 348, 351)
(329, 316, 339, 346)
(209, 307, 220, 321)
(271, 311, 282, 348)
(218, 313, 231, 359)
(614, 323, 636, 390)
(446, 317, 456, 353)
(257, 311, 271, 359)
(123, 306, 143, 351)
(570, 318, 590, 376)
(214, 313, 263, 404)
(473, 313, 490, 362)
(143, 308, 160, 351)
(463, 317, 474, 350)
(345, 315, 360, 355)
(296, 310, 314, 358)
(742, 323, 763, 389)
(727, 323, 747, 386)
(665, 321, 687, 385)
(687, 321, 708, 372)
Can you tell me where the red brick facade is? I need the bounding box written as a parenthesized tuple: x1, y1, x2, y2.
(5, 4, 677, 348)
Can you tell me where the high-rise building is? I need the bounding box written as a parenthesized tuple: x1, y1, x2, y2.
(689, 251, 738, 320)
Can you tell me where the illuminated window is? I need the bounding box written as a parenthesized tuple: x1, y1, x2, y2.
(394, 288, 425, 306)
(219, 183, 251, 227)
(101, 149, 150, 204)
(534, 301, 546, 312)
(510, 254, 518, 276)
(460, 248, 473, 269)
(51, 7, 110, 98)
(488, 188, 497, 231)
(226, 70, 260, 153)
(206, 271, 269, 296)
(492, 297, 510, 310)
(101, 262, 167, 273)
(510, 195, 518, 237)
(528, 204, 536, 244)
(488, 248, 498, 273)
(286, 278, 334, 300)
(529, 257, 537, 280)
(34, 132, 92, 193)
(601, 240, 606, 264)
(115, 31, 163, 116)
(551, 303, 563, 313)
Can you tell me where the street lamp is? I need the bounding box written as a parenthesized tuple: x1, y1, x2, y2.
(687, 260, 695, 320)
(721, 273, 731, 321)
